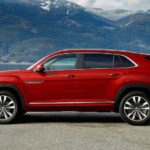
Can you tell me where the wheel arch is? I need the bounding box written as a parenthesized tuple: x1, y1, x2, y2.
(0, 84, 26, 113)
(114, 84, 150, 112)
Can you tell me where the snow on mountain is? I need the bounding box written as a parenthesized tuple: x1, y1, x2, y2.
(145, 9, 150, 14)
(2, 0, 138, 20)
(38, 0, 77, 11)
(40, 0, 51, 11)
(86, 8, 136, 21)
(3, 0, 79, 11)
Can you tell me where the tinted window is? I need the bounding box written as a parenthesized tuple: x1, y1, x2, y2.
(44, 54, 77, 71)
(114, 55, 135, 68)
(114, 55, 122, 68)
(83, 54, 113, 69)
(145, 55, 150, 60)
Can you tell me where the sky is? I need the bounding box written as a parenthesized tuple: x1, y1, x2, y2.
(68, 0, 150, 11)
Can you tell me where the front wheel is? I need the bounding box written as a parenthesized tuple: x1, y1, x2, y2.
(119, 91, 150, 125)
(0, 91, 18, 124)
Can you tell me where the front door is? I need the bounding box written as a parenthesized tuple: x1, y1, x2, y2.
(25, 54, 78, 108)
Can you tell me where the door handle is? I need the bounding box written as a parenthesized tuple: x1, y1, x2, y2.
(109, 73, 120, 78)
(65, 74, 76, 78)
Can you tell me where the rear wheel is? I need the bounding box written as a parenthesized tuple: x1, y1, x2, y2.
(0, 91, 18, 124)
(119, 91, 150, 125)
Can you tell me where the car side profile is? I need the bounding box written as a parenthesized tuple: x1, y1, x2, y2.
(0, 49, 150, 125)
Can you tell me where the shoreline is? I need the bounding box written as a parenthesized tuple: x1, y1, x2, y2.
(0, 62, 33, 65)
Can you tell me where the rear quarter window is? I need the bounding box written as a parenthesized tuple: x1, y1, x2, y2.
(145, 55, 150, 60)
(114, 55, 136, 68)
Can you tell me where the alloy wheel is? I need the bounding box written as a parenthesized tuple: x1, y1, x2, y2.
(0, 95, 16, 121)
(124, 96, 150, 121)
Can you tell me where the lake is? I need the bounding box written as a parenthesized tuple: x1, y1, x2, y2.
(0, 63, 32, 71)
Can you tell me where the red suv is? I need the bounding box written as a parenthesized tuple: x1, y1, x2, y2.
(0, 49, 150, 125)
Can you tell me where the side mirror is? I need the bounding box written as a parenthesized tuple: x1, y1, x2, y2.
(34, 64, 45, 73)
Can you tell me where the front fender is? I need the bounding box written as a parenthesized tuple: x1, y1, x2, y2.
(0, 76, 28, 112)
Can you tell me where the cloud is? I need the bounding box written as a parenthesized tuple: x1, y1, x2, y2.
(68, 0, 150, 10)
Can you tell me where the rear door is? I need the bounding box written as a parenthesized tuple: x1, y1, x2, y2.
(75, 53, 127, 110)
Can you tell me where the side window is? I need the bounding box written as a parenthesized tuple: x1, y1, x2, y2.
(114, 55, 122, 68)
(44, 54, 77, 71)
(114, 55, 135, 68)
(83, 54, 113, 69)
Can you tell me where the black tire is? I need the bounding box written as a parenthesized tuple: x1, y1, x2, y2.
(0, 91, 19, 124)
(119, 91, 150, 125)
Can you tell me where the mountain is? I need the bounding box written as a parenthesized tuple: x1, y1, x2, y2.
(117, 10, 146, 26)
(86, 8, 136, 21)
(112, 10, 150, 52)
(0, 0, 149, 63)
(0, 0, 114, 62)
(4, 0, 81, 11)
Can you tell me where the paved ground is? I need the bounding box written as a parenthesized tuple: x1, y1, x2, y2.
(0, 112, 150, 150)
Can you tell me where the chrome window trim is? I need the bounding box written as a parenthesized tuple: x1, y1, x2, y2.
(33, 52, 138, 72)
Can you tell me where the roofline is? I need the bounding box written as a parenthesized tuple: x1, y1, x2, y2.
(60, 48, 129, 52)
(58, 48, 149, 55)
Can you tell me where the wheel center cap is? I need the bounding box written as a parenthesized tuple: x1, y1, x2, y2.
(1, 106, 5, 110)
